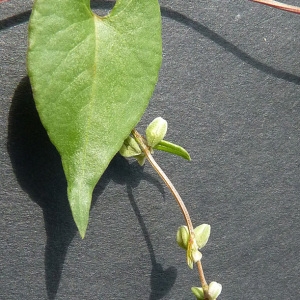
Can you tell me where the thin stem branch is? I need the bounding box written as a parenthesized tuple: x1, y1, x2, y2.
(248, 0, 300, 14)
(132, 129, 194, 232)
(197, 261, 209, 296)
(131, 129, 208, 295)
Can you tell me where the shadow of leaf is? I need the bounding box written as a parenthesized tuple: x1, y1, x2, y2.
(7, 77, 121, 299)
(7, 77, 177, 299)
(7, 77, 76, 299)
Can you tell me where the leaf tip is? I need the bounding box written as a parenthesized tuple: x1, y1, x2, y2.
(78, 227, 87, 239)
(75, 214, 89, 239)
(67, 182, 92, 240)
(74, 212, 89, 239)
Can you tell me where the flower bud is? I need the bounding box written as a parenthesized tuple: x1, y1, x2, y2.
(146, 117, 168, 147)
(194, 224, 211, 249)
(119, 136, 141, 157)
(208, 281, 222, 300)
(191, 248, 202, 263)
(176, 225, 189, 249)
(187, 236, 202, 269)
(191, 287, 205, 300)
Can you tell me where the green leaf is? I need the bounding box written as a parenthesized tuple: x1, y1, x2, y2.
(119, 136, 141, 157)
(154, 140, 191, 160)
(191, 287, 205, 300)
(27, 0, 162, 238)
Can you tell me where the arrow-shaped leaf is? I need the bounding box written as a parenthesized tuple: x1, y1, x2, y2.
(27, 0, 162, 238)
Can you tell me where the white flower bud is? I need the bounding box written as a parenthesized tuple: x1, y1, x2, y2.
(191, 249, 202, 263)
(208, 281, 222, 300)
(187, 238, 202, 269)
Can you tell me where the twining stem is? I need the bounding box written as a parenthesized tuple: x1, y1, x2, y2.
(197, 261, 208, 295)
(131, 129, 208, 296)
(248, 0, 300, 14)
(132, 129, 193, 232)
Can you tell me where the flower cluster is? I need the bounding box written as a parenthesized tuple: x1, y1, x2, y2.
(176, 224, 210, 269)
(191, 282, 222, 300)
(177, 225, 222, 299)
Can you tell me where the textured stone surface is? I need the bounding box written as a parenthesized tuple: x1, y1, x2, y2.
(1, 1, 299, 299)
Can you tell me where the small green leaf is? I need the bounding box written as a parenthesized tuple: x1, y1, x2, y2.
(119, 136, 141, 157)
(191, 287, 205, 300)
(135, 154, 146, 166)
(154, 140, 191, 160)
(27, 0, 162, 237)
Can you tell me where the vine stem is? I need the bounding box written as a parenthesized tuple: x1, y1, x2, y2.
(248, 0, 300, 14)
(131, 129, 209, 296)
(197, 261, 209, 296)
(132, 129, 194, 232)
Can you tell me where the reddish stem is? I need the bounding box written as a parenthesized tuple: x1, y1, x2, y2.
(249, 0, 300, 14)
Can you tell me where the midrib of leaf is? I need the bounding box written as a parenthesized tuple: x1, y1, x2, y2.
(77, 14, 100, 219)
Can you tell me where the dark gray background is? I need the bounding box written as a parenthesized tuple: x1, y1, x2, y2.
(1, 0, 299, 299)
